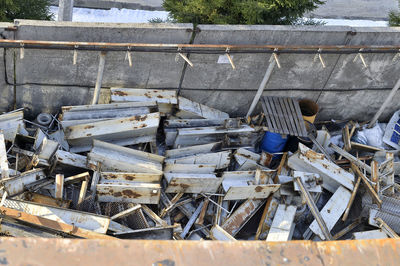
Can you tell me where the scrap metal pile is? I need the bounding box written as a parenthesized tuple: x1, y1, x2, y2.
(0, 89, 398, 241)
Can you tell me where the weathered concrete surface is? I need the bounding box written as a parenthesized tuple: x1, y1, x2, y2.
(2, 21, 400, 122)
(0, 23, 16, 113)
(309, 0, 398, 21)
(50, 0, 164, 11)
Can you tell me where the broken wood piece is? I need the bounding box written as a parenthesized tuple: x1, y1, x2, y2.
(351, 163, 382, 207)
(266, 204, 296, 241)
(55, 174, 64, 200)
(64, 172, 90, 185)
(343, 124, 351, 151)
(371, 160, 380, 194)
(24, 192, 71, 208)
(383, 152, 395, 195)
(210, 224, 236, 241)
(111, 204, 142, 220)
(196, 198, 209, 225)
(350, 142, 382, 152)
(309, 186, 351, 240)
(77, 178, 89, 210)
(289, 143, 354, 193)
(295, 176, 332, 241)
(0, 206, 114, 239)
(342, 174, 362, 222)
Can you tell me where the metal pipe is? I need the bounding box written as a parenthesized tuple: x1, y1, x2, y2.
(246, 60, 276, 117)
(2, 39, 400, 53)
(91, 52, 107, 105)
(368, 76, 400, 128)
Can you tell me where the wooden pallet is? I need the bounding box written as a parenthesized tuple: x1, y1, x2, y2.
(261, 96, 308, 137)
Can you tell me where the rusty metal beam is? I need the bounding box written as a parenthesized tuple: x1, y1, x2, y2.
(1, 39, 400, 54)
(0, 238, 399, 265)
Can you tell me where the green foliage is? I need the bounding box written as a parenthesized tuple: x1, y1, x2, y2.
(389, 11, 400, 26)
(0, 0, 53, 22)
(163, 0, 325, 25)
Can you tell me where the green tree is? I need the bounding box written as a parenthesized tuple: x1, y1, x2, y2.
(163, 0, 324, 25)
(389, 1, 400, 26)
(0, 0, 53, 22)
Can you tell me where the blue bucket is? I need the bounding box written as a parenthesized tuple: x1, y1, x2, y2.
(261, 131, 288, 155)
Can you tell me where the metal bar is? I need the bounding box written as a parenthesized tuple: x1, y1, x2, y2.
(350, 163, 382, 207)
(4, 38, 400, 51)
(375, 218, 400, 238)
(111, 204, 141, 220)
(180, 201, 204, 239)
(0, 206, 115, 239)
(329, 143, 372, 174)
(342, 175, 361, 222)
(91, 52, 107, 105)
(369, 77, 400, 127)
(77, 179, 88, 211)
(332, 218, 361, 240)
(55, 174, 64, 200)
(246, 60, 276, 117)
(294, 176, 332, 241)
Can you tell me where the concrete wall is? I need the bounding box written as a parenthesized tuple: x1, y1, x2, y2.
(2, 20, 400, 122)
(309, 0, 397, 20)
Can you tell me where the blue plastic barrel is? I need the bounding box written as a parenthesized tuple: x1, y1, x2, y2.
(261, 131, 288, 154)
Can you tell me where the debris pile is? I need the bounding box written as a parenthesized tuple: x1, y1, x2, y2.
(0, 90, 398, 241)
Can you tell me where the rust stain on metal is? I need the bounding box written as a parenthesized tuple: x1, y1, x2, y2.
(84, 125, 95, 129)
(255, 186, 263, 192)
(112, 90, 128, 96)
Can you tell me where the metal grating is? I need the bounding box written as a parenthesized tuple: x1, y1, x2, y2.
(261, 96, 308, 137)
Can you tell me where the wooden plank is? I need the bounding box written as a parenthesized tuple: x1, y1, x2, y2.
(264, 97, 282, 134)
(261, 98, 273, 131)
(0, 133, 9, 179)
(223, 185, 280, 201)
(165, 173, 222, 194)
(271, 97, 289, 135)
(285, 97, 303, 136)
(110, 88, 178, 104)
(292, 99, 308, 137)
(342, 175, 361, 222)
(164, 163, 216, 174)
(55, 174, 64, 200)
(96, 183, 161, 204)
(23, 192, 71, 208)
(101, 172, 162, 183)
(266, 204, 296, 241)
(263, 97, 279, 133)
(309, 186, 351, 240)
(278, 97, 295, 135)
(351, 163, 382, 207)
(77, 179, 89, 211)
